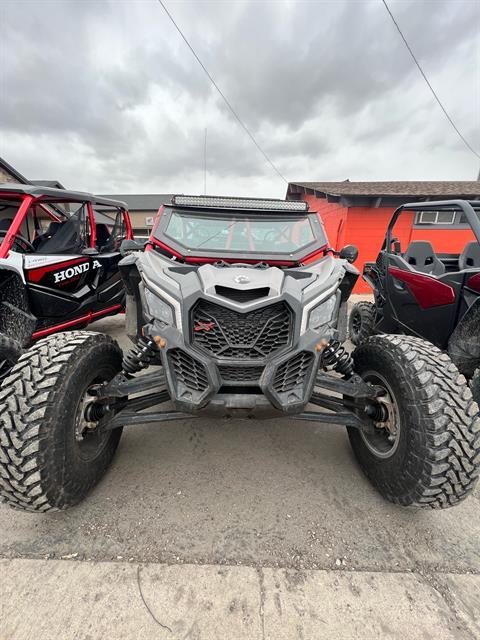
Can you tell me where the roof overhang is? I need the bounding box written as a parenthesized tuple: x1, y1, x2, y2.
(286, 183, 480, 209)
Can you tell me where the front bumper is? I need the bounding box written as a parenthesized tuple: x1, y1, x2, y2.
(144, 321, 332, 416)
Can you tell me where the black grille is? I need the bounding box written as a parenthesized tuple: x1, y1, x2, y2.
(191, 300, 291, 360)
(215, 286, 270, 303)
(273, 352, 314, 393)
(169, 348, 208, 392)
(218, 365, 264, 382)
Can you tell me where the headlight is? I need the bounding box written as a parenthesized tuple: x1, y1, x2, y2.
(308, 295, 337, 330)
(144, 287, 174, 325)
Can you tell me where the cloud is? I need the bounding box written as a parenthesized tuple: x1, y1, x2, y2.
(0, 0, 478, 197)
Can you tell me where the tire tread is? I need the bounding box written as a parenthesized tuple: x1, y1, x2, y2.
(0, 331, 121, 512)
(351, 334, 480, 508)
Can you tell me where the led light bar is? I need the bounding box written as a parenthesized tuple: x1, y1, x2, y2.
(172, 195, 308, 212)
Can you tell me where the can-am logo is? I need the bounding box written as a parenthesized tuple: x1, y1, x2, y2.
(53, 260, 101, 284)
(194, 321, 216, 332)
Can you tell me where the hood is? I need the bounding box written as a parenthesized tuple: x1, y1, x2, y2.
(134, 250, 347, 312)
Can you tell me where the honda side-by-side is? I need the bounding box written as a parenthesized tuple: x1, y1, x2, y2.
(0, 184, 133, 380)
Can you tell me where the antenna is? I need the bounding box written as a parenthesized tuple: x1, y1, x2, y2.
(204, 128, 207, 195)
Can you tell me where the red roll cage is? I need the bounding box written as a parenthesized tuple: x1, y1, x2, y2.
(0, 188, 133, 259)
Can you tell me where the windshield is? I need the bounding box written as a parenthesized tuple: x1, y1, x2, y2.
(162, 211, 316, 254)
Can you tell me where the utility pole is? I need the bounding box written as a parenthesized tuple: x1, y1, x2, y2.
(204, 128, 207, 195)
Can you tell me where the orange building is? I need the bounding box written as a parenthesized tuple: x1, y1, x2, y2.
(287, 181, 480, 293)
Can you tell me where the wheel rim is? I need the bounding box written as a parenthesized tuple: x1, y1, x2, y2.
(360, 371, 401, 459)
(73, 378, 110, 462)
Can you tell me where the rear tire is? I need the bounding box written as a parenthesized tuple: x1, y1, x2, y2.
(348, 335, 480, 509)
(348, 302, 376, 346)
(0, 331, 123, 512)
(0, 334, 23, 383)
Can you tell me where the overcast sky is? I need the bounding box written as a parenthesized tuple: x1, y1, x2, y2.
(0, 0, 478, 198)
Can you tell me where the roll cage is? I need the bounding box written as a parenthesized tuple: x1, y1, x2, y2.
(385, 200, 480, 251)
(0, 183, 133, 259)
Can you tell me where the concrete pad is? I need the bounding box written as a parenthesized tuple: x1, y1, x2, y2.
(1, 558, 479, 640)
(262, 568, 480, 640)
(434, 574, 480, 638)
(0, 559, 262, 640)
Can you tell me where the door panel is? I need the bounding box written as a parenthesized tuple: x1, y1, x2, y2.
(384, 253, 459, 348)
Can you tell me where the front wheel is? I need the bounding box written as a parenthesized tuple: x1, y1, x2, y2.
(348, 301, 376, 346)
(0, 331, 123, 511)
(348, 335, 480, 509)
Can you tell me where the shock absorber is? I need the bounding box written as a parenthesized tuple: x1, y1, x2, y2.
(122, 335, 158, 374)
(321, 340, 355, 378)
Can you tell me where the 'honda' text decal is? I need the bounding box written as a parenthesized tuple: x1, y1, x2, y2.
(53, 260, 101, 283)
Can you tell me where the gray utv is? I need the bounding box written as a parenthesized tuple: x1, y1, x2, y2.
(0, 195, 478, 512)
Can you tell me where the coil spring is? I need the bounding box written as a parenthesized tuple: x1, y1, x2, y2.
(122, 335, 157, 374)
(322, 340, 354, 378)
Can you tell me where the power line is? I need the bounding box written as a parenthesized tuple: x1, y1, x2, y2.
(382, 0, 480, 161)
(156, 0, 288, 183)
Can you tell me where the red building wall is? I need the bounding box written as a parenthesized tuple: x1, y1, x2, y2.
(343, 206, 396, 293)
(302, 194, 347, 249)
(304, 195, 395, 293)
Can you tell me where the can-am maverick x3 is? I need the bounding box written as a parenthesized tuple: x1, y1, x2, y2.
(0, 195, 478, 511)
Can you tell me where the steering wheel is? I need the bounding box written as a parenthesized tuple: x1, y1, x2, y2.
(0, 230, 35, 253)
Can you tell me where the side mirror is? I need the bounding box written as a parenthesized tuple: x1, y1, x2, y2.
(339, 245, 358, 264)
(120, 239, 144, 256)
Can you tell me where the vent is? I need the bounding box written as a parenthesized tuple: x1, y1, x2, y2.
(191, 300, 292, 360)
(169, 348, 208, 392)
(215, 285, 270, 303)
(273, 352, 314, 393)
(218, 365, 264, 382)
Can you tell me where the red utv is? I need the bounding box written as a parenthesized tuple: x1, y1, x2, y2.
(349, 199, 480, 392)
(0, 184, 133, 379)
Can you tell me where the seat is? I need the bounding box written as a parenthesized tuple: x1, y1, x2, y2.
(95, 223, 112, 251)
(458, 241, 480, 270)
(33, 221, 63, 249)
(403, 241, 445, 276)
